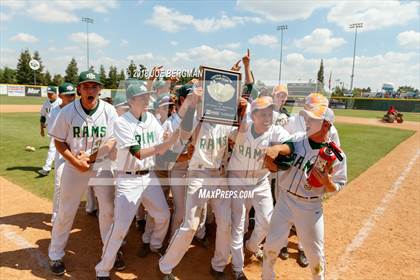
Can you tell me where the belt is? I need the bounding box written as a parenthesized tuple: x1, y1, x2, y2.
(287, 190, 320, 200)
(125, 170, 149, 175)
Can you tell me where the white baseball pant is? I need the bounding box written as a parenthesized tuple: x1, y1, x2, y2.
(170, 165, 206, 239)
(42, 137, 56, 171)
(48, 164, 115, 261)
(95, 172, 170, 277)
(229, 175, 273, 273)
(274, 180, 304, 251)
(159, 169, 231, 274)
(262, 189, 325, 280)
(51, 153, 65, 223)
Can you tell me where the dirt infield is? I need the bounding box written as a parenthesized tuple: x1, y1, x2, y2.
(0, 105, 42, 113)
(1, 118, 419, 279)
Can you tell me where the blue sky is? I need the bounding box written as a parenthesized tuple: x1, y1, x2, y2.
(1, 0, 419, 90)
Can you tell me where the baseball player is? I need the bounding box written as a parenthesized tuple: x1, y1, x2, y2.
(278, 93, 341, 267)
(262, 106, 347, 280)
(38, 86, 62, 176)
(272, 84, 290, 127)
(228, 96, 292, 280)
(48, 83, 76, 223)
(166, 85, 207, 242)
(47, 70, 118, 276)
(95, 81, 177, 279)
(159, 85, 236, 280)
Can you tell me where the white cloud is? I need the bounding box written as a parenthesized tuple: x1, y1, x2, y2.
(120, 39, 129, 47)
(249, 34, 278, 47)
(69, 32, 110, 47)
(146, 5, 262, 33)
(170, 41, 179, 46)
(327, 1, 419, 31)
(10, 33, 39, 43)
(236, 0, 333, 21)
(146, 5, 194, 32)
(397, 30, 420, 48)
(295, 28, 346, 53)
(1, 0, 118, 23)
(218, 42, 241, 49)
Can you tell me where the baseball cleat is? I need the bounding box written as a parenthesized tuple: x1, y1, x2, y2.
(279, 247, 289, 260)
(38, 169, 50, 176)
(113, 251, 126, 271)
(210, 266, 228, 280)
(86, 209, 98, 217)
(193, 234, 210, 248)
(135, 219, 146, 231)
(233, 270, 248, 280)
(161, 272, 176, 280)
(151, 245, 167, 257)
(138, 242, 151, 258)
(297, 249, 309, 268)
(49, 259, 66, 276)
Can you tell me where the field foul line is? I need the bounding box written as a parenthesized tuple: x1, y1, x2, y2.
(328, 149, 420, 280)
(0, 224, 48, 269)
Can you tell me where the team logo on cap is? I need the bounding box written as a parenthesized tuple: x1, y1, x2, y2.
(87, 73, 96, 79)
(67, 85, 74, 91)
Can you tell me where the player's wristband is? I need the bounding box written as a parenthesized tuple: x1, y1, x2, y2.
(40, 116, 46, 123)
(129, 145, 140, 156)
(180, 107, 196, 132)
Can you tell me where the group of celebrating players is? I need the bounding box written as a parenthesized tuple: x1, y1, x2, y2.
(39, 49, 347, 280)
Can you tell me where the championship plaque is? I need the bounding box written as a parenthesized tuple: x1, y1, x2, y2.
(200, 66, 241, 126)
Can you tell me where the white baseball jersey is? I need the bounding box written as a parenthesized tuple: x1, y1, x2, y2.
(274, 132, 347, 198)
(114, 111, 163, 172)
(47, 105, 63, 134)
(189, 120, 233, 170)
(49, 99, 118, 162)
(228, 124, 290, 181)
(284, 114, 341, 146)
(272, 110, 289, 127)
(41, 98, 62, 125)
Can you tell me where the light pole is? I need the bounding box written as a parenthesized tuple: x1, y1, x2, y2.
(82, 17, 94, 70)
(349, 22, 363, 93)
(276, 25, 287, 84)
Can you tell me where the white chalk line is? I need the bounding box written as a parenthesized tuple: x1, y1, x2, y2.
(328, 149, 420, 280)
(0, 224, 48, 269)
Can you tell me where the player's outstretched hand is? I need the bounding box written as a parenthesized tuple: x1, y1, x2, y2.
(242, 48, 250, 67)
(231, 59, 241, 72)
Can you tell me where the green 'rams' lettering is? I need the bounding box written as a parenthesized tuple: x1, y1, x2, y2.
(294, 155, 304, 169)
(73, 127, 80, 137)
(235, 144, 264, 160)
(135, 131, 158, 148)
(72, 126, 107, 138)
(198, 136, 228, 151)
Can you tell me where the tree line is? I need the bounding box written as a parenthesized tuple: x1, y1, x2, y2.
(0, 49, 161, 88)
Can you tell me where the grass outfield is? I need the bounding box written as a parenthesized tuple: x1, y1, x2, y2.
(286, 106, 420, 122)
(0, 95, 46, 105)
(0, 112, 415, 201)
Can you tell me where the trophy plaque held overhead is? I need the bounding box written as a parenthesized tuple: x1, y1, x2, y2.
(200, 66, 241, 126)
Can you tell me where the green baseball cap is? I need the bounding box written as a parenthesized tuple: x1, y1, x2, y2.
(47, 86, 57, 94)
(78, 70, 102, 85)
(125, 81, 154, 100)
(113, 93, 128, 107)
(153, 80, 167, 90)
(58, 82, 76, 95)
(176, 84, 193, 98)
(156, 93, 174, 107)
